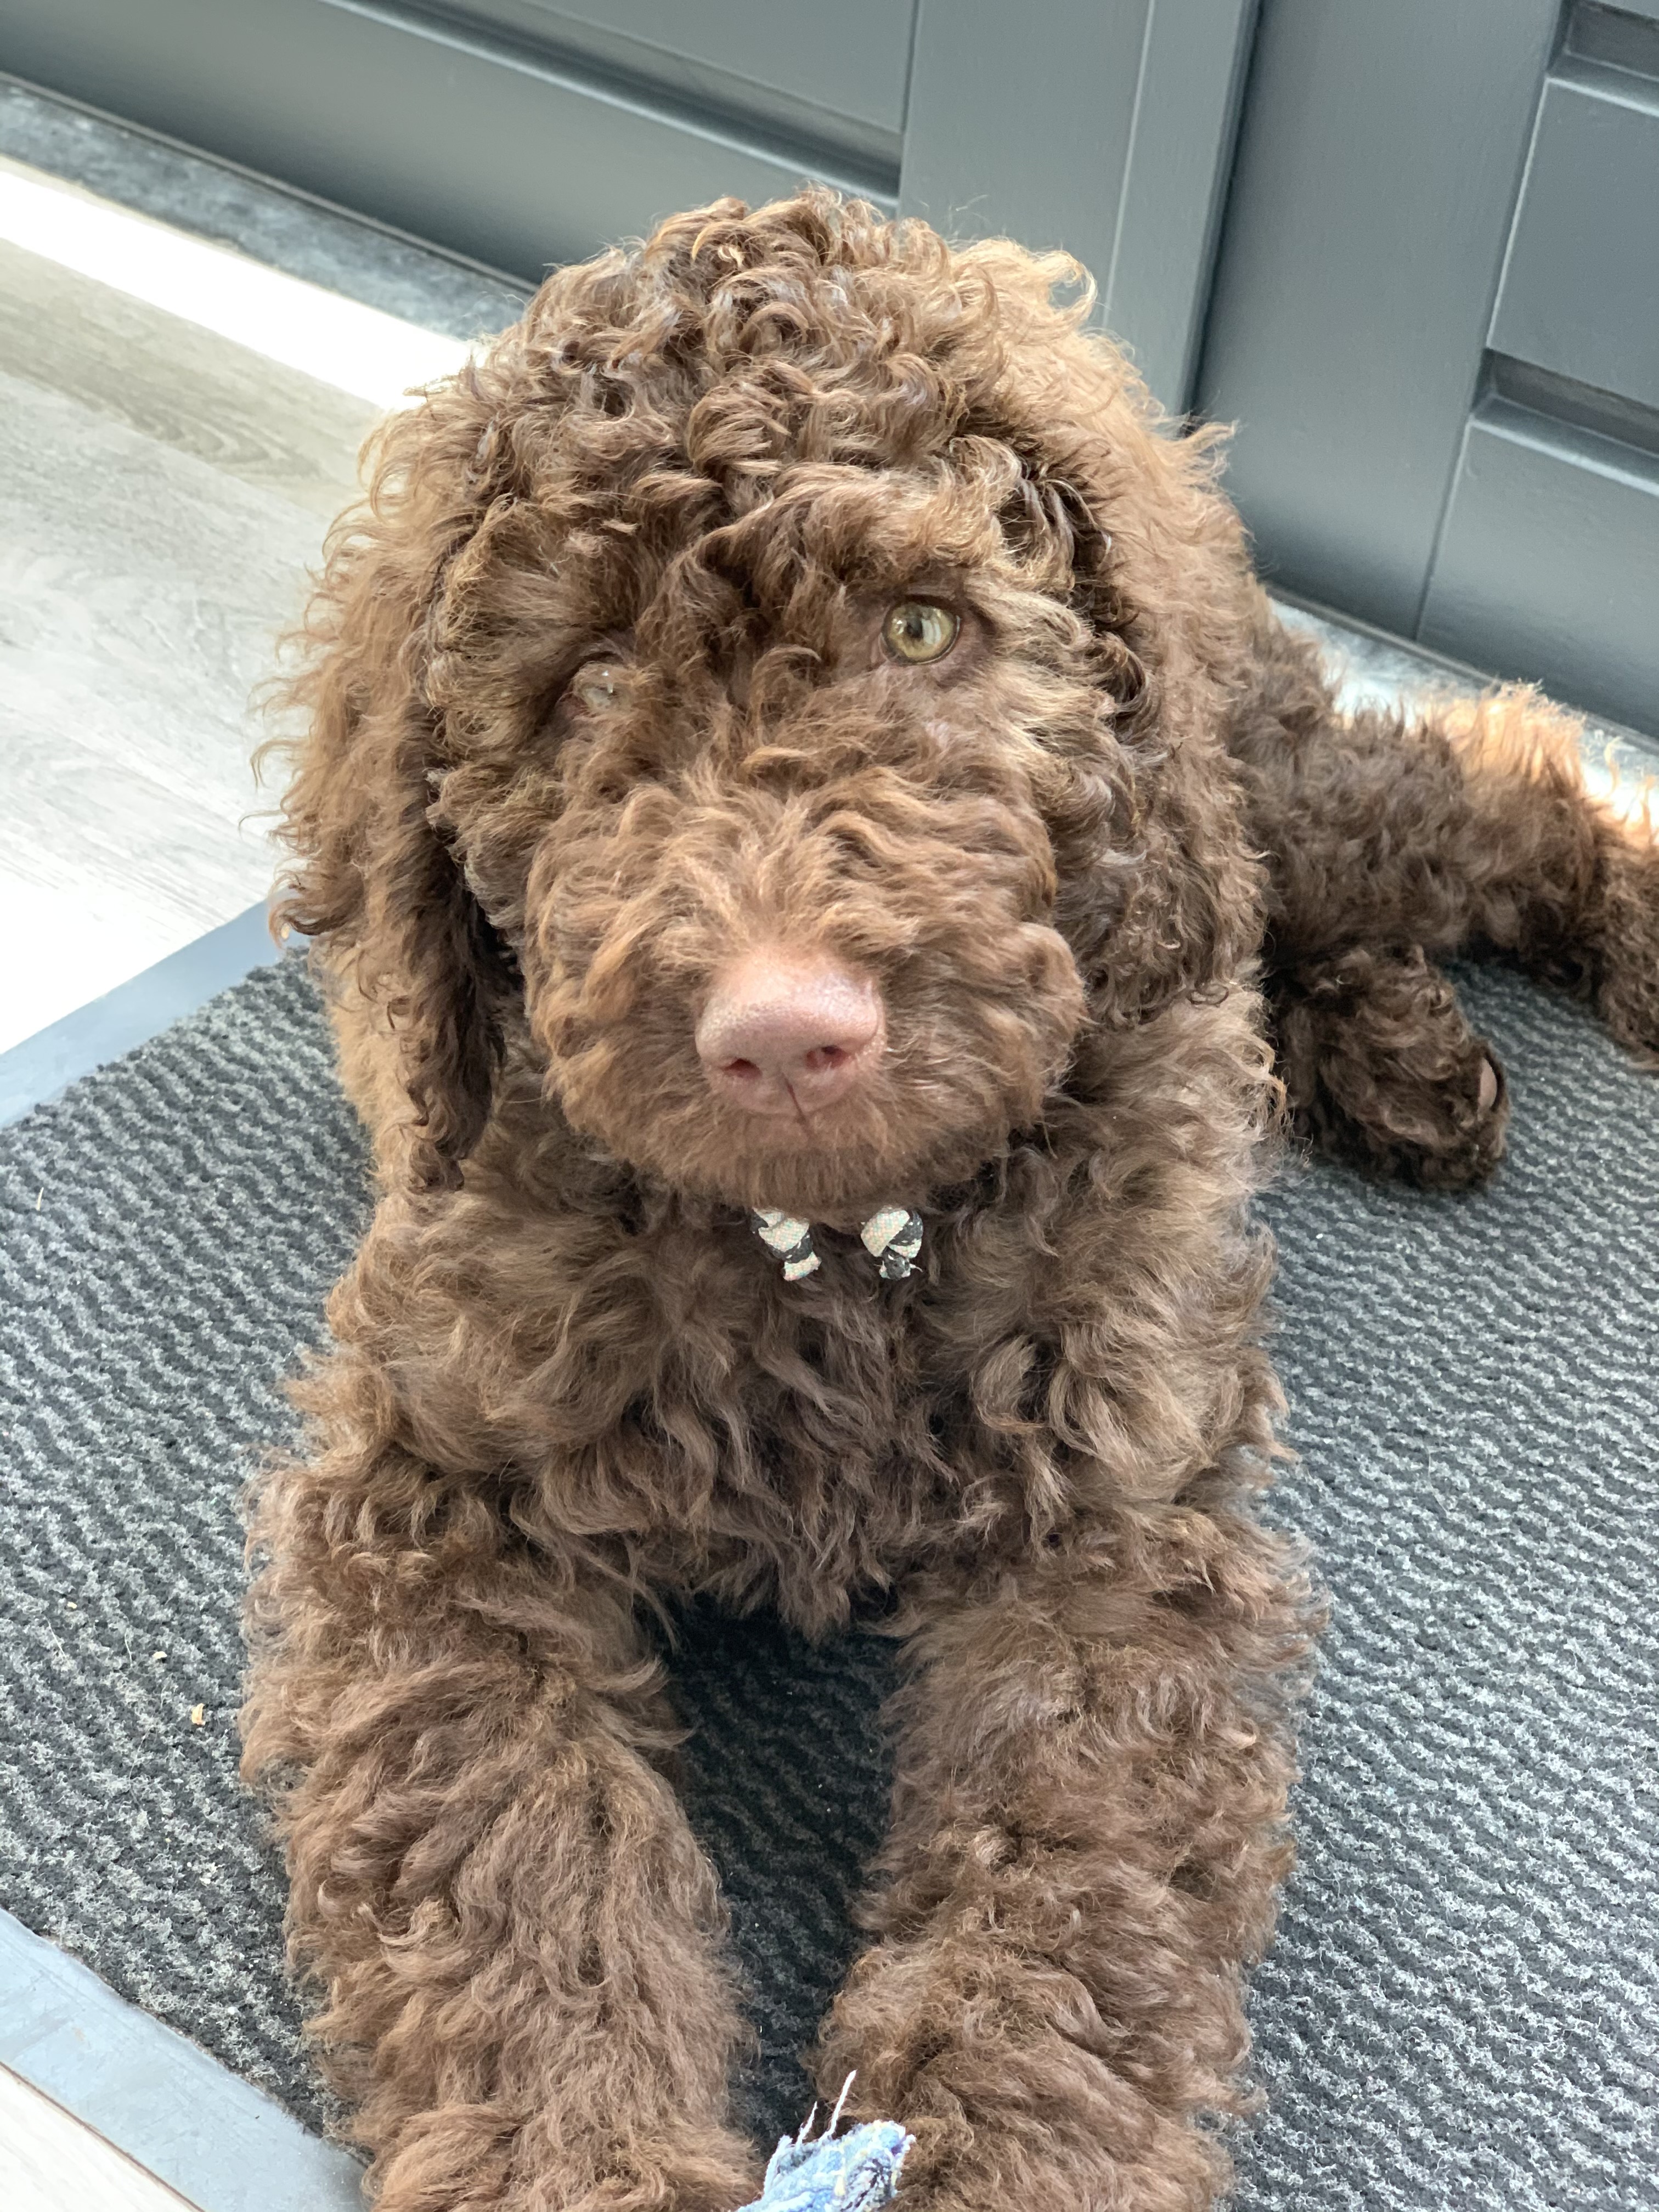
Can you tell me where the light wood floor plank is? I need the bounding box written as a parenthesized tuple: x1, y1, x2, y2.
(0, 228, 378, 516)
(0, 154, 420, 1054)
(0, 2064, 198, 2212)
(0, 343, 347, 1049)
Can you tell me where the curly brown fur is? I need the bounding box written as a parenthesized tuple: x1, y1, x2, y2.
(1268, 945, 1508, 1187)
(1230, 632, 1659, 1183)
(244, 191, 1659, 2212)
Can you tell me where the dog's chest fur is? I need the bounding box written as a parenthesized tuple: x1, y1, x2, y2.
(583, 1224, 1008, 1624)
(376, 1191, 1023, 1629)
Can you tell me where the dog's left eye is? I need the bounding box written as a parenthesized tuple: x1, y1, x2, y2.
(882, 600, 960, 664)
(567, 661, 627, 713)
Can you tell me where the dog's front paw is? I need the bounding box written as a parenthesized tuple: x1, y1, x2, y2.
(814, 1944, 1232, 2212)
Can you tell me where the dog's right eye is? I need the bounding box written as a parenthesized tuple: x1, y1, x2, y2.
(568, 661, 623, 712)
(882, 600, 960, 665)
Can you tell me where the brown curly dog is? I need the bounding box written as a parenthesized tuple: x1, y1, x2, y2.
(244, 191, 1659, 2212)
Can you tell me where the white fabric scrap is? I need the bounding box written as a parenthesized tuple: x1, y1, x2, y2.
(752, 1209, 821, 1279)
(751, 1207, 924, 1282)
(859, 1207, 924, 1279)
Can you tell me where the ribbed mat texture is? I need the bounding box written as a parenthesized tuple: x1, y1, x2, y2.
(1, 955, 1655, 2207)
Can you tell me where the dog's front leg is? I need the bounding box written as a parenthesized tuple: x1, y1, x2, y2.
(243, 1430, 758, 2212)
(815, 1513, 1309, 2212)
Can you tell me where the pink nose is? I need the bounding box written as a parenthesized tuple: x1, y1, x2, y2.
(695, 949, 884, 1117)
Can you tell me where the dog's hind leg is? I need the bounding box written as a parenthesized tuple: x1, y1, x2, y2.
(1269, 943, 1509, 1187)
(1234, 618, 1659, 1173)
(242, 1403, 758, 2212)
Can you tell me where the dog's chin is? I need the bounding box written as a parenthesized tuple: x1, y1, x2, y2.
(595, 1107, 1009, 1225)
(546, 1033, 1053, 1223)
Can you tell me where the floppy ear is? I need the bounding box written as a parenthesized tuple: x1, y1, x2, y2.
(268, 402, 517, 1192)
(1099, 741, 1264, 1022)
(997, 329, 1264, 1022)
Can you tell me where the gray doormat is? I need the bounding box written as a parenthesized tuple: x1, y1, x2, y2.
(1, 956, 1655, 2209)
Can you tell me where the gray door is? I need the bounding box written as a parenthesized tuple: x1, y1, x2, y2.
(9, 2, 1649, 734)
(0, 0, 1254, 416)
(1201, 0, 1659, 737)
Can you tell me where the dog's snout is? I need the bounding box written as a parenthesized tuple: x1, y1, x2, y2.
(695, 950, 884, 1116)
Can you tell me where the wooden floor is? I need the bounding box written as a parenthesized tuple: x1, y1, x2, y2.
(0, 2065, 196, 2211)
(0, 152, 402, 1054)
(0, 137, 488, 2212)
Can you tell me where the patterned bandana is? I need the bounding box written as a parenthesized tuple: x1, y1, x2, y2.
(751, 1206, 924, 1282)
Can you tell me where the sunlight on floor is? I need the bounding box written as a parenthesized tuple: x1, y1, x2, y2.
(0, 157, 470, 404)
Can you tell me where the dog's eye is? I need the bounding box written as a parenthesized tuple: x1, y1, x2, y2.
(568, 661, 623, 712)
(882, 600, 960, 665)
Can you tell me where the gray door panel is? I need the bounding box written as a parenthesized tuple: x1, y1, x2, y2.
(900, 0, 1153, 330)
(901, 0, 1257, 414)
(2, 0, 1255, 416)
(1197, 0, 1561, 638)
(1421, 400, 1659, 735)
(490, 0, 913, 128)
(440, 0, 917, 180)
(1199, 0, 1659, 735)
(0, 0, 885, 282)
(1489, 66, 1659, 416)
(1098, 0, 1260, 423)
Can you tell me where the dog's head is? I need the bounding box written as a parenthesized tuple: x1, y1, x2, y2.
(278, 193, 1259, 1216)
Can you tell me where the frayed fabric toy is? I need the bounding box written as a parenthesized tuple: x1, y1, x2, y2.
(735, 2079, 913, 2212)
(751, 1206, 924, 1282)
